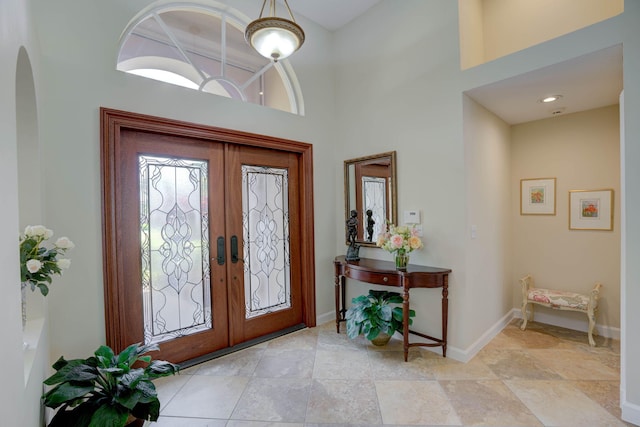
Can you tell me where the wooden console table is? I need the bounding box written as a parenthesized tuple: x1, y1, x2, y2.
(334, 255, 452, 361)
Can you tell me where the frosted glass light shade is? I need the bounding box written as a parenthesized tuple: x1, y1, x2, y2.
(245, 17, 304, 61)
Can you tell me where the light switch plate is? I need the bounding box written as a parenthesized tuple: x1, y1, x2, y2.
(403, 210, 420, 224)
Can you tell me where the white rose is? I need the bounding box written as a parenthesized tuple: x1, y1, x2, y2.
(55, 237, 75, 250)
(44, 228, 54, 239)
(26, 259, 42, 273)
(57, 258, 71, 269)
(26, 225, 47, 237)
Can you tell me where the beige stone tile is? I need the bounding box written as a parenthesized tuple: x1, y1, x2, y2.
(266, 328, 318, 350)
(500, 322, 578, 349)
(312, 348, 372, 379)
(506, 380, 627, 426)
(367, 350, 436, 380)
(375, 380, 461, 425)
(316, 328, 366, 351)
(153, 374, 191, 412)
(227, 422, 304, 427)
(306, 379, 382, 424)
(431, 358, 499, 381)
(194, 348, 264, 376)
(478, 330, 526, 352)
(161, 375, 249, 419)
(478, 349, 562, 380)
(529, 348, 619, 380)
(253, 348, 315, 378)
(440, 380, 543, 426)
(573, 380, 632, 424)
(230, 377, 311, 422)
(145, 416, 227, 426)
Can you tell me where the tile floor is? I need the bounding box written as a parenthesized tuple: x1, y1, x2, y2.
(147, 320, 631, 426)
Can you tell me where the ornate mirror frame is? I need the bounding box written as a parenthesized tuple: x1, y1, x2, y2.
(344, 151, 397, 247)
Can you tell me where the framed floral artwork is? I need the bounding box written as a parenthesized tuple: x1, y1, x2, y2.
(569, 189, 614, 230)
(520, 178, 556, 215)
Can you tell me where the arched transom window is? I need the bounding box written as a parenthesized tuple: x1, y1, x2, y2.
(117, 3, 304, 115)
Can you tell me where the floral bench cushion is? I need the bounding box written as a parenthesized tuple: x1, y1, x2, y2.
(527, 287, 589, 311)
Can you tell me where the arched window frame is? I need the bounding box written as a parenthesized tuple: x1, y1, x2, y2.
(117, 1, 304, 115)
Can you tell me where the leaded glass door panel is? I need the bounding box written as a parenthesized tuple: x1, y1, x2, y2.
(116, 130, 229, 363)
(225, 145, 302, 345)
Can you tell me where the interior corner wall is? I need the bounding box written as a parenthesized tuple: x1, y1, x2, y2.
(621, 0, 640, 419)
(1, 0, 45, 425)
(459, 0, 624, 68)
(483, 0, 624, 63)
(463, 95, 512, 347)
(511, 105, 621, 332)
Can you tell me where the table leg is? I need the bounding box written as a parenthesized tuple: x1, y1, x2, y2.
(442, 276, 449, 357)
(335, 274, 341, 333)
(403, 281, 410, 362)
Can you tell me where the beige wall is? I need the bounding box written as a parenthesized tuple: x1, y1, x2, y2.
(511, 105, 621, 331)
(460, 0, 624, 68)
(463, 96, 513, 347)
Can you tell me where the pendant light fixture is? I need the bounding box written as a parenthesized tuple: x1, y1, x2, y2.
(245, 0, 305, 62)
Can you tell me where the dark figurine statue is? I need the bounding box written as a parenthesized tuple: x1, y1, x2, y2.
(366, 209, 375, 242)
(345, 209, 360, 261)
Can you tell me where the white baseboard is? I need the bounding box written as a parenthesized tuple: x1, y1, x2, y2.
(445, 310, 517, 363)
(316, 310, 335, 327)
(622, 399, 640, 426)
(512, 308, 620, 340)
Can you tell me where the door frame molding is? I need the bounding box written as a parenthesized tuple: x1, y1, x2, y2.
(100, 107, 316, 353)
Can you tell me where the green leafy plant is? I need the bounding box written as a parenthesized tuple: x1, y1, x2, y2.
(345, 289, 415, 341)
(43, 342, 179, 427)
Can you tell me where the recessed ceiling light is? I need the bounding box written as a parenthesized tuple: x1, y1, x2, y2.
(539, 95, 563, 103)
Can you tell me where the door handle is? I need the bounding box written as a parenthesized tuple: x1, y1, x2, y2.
(216, 236, 225, 265)
(231, 235, 239, 263)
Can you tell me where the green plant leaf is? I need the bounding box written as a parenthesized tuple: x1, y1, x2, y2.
(131, 399, 161, 421)
(48, 401, 100, 427)
(94, 345, 115, 367)
(88, 404, 128, 427)
(147, 359, 180, 378)
(44, 359, 98, 386)
(117, 343, 141, 368)
(43, 382, 95, 408)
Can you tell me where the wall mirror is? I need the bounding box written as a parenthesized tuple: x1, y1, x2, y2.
(344, 151, 397, 247)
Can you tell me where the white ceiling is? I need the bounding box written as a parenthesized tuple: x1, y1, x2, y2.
(465, 44, 623, 125)
(286, 0, 381, 31)
(288, 2, 622, 125)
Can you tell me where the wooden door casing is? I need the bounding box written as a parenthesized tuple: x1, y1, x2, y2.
(100, 108, 316, 363)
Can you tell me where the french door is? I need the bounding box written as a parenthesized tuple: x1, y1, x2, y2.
(101, 108, 315, 364)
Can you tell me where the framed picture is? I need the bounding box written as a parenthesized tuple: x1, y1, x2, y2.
(569, 189, 614, 231)
(521, 178, 556, 215)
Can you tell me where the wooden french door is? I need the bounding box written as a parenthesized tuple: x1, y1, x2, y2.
(101, 108, 315, 364)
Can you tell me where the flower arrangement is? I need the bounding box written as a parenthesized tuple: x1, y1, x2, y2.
(376, 223, 423, 267)
(20, 225, 74, 296)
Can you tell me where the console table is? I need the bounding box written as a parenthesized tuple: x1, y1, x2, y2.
(334, 255, 452, 361)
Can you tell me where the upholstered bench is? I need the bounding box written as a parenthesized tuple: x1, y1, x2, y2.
(519, 274, 602, 346)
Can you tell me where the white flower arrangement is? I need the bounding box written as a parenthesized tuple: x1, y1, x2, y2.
(20, 225, 74, 296)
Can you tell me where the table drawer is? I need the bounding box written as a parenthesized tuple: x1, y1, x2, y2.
(344, 268, 400, 286)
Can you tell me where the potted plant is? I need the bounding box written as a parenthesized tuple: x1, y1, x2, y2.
(345, 289, 415, 345)
(42, 342, 179, 427)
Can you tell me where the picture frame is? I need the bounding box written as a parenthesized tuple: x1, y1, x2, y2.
(520, 178, 556, 215)
(569, 189, 614, 231)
